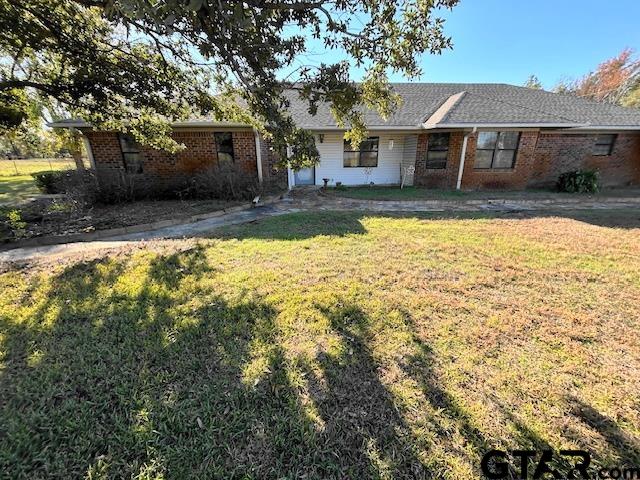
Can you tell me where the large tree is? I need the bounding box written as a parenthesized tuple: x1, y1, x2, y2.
(552, 48, 640, 108)
(0, 0, 458, 168)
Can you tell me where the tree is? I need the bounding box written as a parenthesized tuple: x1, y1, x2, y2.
(0, 0, 459, 169)
(523, 74, 543, 90)
(551, 48, 640, 108)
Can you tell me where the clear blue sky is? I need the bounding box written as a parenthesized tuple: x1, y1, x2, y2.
(286, 0, 640, 89)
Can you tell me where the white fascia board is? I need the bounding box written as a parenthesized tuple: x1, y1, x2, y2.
(565, 125, 640, 132)
(422, 122, 587, 130)
(303, 125, 423, 132)
(171, 121, 252, 128)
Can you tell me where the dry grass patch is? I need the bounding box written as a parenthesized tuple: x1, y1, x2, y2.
(1, 210, 639, 479)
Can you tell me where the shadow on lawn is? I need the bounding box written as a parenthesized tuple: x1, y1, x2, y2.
(2, 245, 639, 478)
(216, 210, 368, 240)
(214, 209, 640, 243)
(0, 247, 428, 478)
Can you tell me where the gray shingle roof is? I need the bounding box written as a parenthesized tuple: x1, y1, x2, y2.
(284, 83, 640, 129)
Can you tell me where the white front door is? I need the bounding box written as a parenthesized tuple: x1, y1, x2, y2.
(294, 167, 315, 186)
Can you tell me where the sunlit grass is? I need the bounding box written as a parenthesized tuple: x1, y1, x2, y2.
(1, 211, 639, 478)
(0, 158, 75, 203)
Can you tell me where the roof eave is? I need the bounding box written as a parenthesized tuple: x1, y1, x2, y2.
(423, 122, 588, 129)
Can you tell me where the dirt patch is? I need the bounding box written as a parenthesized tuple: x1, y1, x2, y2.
(0, 198, 245, 242)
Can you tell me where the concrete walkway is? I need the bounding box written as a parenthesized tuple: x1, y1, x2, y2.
(2, 193, 639, 263)
(0, 202, 301, 263)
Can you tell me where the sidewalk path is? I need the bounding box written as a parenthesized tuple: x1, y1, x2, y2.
(0, 202, 302, 263)
(2, 193, 639, 263)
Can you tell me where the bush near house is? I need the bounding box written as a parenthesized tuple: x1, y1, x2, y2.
(557, 170, 599, 193)
(31, 170, 67, 194)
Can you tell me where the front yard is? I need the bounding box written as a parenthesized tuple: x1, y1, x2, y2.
(1, 210, 639, 478)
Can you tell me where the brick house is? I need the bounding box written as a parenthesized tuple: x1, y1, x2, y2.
(51, 83, 640, 191)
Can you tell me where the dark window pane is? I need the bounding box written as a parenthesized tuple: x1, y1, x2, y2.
(343, 151, 359, 167)
(498, 131, 519, 150)
(343, 137, 378, 167)
(123, 153, 143, 174)
(215, 132, 234, 162)
(428, 132, 450, 150)
(118, 134, 143, 173)
(477, 132, 498, 149)
(426, 150, 448, 169)
(493, 149, 516, 168)
(360, 137, 379, 152)
(474, 150, 494, 169)
(119, 134, 140, 153)
(592, 144, 612, 156)
(595, 134, 615, 145)
(593, 134, 615, 155)
(359, 151, 378, 167)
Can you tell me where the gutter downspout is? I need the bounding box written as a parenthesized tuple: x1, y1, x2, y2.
(286, 145, 294, 190)
(253, 129, 263, 183)
(456, 127, 476, 190)
(81, 133, 95, 170)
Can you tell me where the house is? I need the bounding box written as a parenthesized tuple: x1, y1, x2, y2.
(50, 83, 640, 191)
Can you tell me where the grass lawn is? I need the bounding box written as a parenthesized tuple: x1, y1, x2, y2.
(0, 159, 75, 204)
(330, 185, 640, 201)
(1, 210, 640, 478)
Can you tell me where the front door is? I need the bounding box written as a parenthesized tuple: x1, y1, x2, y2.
(294, 167, 315, 186)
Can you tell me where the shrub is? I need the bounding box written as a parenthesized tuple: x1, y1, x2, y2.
(32, 171, 66, 194)
(557, 170, 599, 193)
(5, 209, 27, 239)
(181, 163, 261, 201)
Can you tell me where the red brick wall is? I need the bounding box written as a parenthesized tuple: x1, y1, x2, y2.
(414, 131, 537, 190)
(83, 128, 261, 192)
(258, 135, 288, 186)
(413, 132, 461, 189)
(461, 131, 538, 190)
(528, 133, 640, 188)
(414, 130, 640, 190)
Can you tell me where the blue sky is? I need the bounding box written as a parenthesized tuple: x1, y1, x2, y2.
(287, 0, 640, 89)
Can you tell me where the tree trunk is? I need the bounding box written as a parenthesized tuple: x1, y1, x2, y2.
(72, 150, 85, 170)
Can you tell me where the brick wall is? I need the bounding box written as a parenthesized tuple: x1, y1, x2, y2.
(258, 135, 288, 186)
(83, 128, 261, 193)
(413, 132, 461, 188)
(414, 130, 640, 190)
(529, 133, 640, 188)
(461, 131, 538, 190)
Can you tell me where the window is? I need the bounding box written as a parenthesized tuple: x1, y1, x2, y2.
(593, 134, 616, 156)
(343, 137, 379, 167)
(215, 132, 235, 163)
(474, 131, 520, 169)
(118, 134, 144, 174)
(426, 132, 450, 169)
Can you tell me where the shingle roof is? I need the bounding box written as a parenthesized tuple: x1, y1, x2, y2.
(284, 83, 640, 129)
(49, 83, 640, 131)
